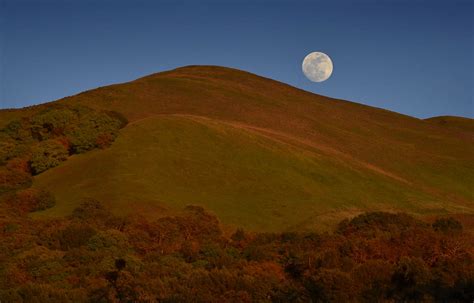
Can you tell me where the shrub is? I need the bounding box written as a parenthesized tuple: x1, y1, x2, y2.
(6, 283, 86, 303)
(30, 106, 77, 140)
(87, 230, 129, 252)
(15, 188, 56, 212)
(0, 139, 17, 164)
(0, 138, 31, 165)
(0, 168, 32, 193)
(95, 132, 115, 148)
(3, 223, 20, 233)
(29, 140, 68, 175)
(353, 260, 394, 302)
(66, 110, 122, 153)
(2, 119, 33, 142)
(0, 105, 126, 163)
(390, 257, 430, 301)
(336, 212, 424, 237)
(432, 217, 463, 233)
(57, 224, 97, 250)
(104, 110, 129, 129)
(70, 198, 111, 221)
(6, 157, 31, 173)
(180, 240, 201, 263)
(231, 228, 246, 242)
(303, 269, 356, 302)
(182, 205, 222, 240)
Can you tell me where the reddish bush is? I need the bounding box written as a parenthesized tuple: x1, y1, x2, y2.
(14, 188, 55, 212)
(0, 168, 32, 193)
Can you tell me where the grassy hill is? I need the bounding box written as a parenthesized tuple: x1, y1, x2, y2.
(1, 66, 473, 231)
(425, 115, 474, 133)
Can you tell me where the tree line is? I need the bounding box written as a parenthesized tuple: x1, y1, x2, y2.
(0, 198, 471, 302)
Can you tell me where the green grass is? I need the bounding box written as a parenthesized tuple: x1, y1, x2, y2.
(32, 115, 469, 231)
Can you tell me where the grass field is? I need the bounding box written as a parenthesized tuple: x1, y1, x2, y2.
(1, 66, 473, 231)
(32, 114, 472, 231)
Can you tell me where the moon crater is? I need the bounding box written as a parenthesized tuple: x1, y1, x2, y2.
(302, 52, 333, 82)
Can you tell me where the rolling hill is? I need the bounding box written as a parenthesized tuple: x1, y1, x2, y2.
(1, 66, 473, 231)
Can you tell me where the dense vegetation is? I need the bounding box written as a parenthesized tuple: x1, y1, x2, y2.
(1, 104, 127, 164)
(0, 104, 126, 198)
(0, 197, 472, 302)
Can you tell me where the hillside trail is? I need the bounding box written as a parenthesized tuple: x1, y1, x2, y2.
(128, 113, 411, 185)
(178, 114, 473, 208)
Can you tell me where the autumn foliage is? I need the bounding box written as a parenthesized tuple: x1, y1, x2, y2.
(0, 101, 472, 302)
(0, 104, 127, 176)
(0, 195, 472, 302)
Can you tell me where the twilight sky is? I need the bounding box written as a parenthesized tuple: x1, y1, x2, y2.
(0, 0, 472, 118)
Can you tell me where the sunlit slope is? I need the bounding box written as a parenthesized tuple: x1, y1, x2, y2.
(1, 65, 472, 230)
(68, 66, 474, 205)
(33, 115, 469, 231)
(425, 116, 474, 133)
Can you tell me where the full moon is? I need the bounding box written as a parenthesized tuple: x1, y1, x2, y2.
(302, 52, 333, 82)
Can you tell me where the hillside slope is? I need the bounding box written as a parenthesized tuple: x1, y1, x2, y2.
(425, 115, 474, 133)
(2, 66, 473, 231)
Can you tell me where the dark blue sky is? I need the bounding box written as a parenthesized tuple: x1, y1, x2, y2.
(1, 0, 472, 118)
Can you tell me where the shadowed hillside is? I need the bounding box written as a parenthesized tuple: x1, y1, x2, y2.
(1, 66, 473, 231)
